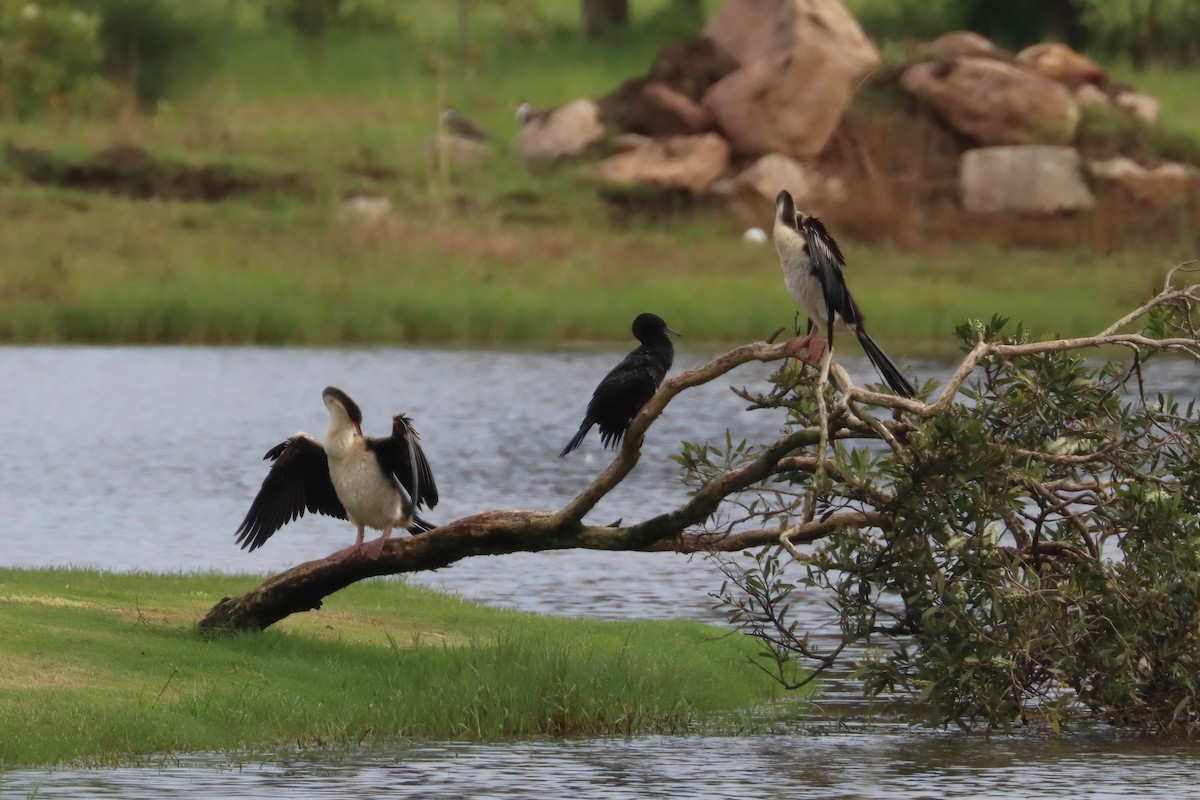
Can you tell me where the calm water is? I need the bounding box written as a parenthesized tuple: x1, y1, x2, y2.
(2, 346, 1198, 798)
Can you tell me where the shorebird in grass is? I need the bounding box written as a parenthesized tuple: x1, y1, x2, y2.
(560, 313, 678, 457)
(772, 189, 916, 398)
(236, 387, 439, 561)
(440, 106, 493, 143)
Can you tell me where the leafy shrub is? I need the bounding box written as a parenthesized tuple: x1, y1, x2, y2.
(69, 0, 230, 105)
(0, 0, 105, 119)
(264, 0, 404, 40)
(710, 287, 1200, 732)
(844, 0, 966, 44)
(1077, 0, 1200, 65)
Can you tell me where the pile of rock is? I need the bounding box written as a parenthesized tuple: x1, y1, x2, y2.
(507, 0, 1198, 233)
(513, 0, 872, 213)
(900, 35, 1195, 213)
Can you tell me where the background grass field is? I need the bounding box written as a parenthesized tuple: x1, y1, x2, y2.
(0, 1, 1195, 348)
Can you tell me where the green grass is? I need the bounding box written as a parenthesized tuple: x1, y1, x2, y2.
(0, 567, 788, 768)
(0, 181, 1177, 350)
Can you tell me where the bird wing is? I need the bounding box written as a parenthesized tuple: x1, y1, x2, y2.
(372, 414, 439, 511)
(586, 349, 664, 447)
(588, 349, 662, 411)
(802, 217, 861, 331)
(234, 433, 346, 552)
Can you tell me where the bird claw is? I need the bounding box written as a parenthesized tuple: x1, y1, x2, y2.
(326, 536, 387, 562)
(783, 335, 827, 364)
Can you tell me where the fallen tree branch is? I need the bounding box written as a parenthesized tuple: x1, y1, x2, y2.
(200, 339, 822, 632)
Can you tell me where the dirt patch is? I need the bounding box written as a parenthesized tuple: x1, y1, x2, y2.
(6, 145, 315, 204)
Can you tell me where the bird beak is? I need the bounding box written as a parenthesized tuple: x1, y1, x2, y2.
(667, 326, 681, 337)
(775, 190, 796, 229)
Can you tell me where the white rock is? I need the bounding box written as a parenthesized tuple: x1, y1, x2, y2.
(338, 193, 392, 223)
(960, 146, 1094, 213)
(1114, 90, 1160, 125)
(1089, 157, 1199, 206)
(513, 98, 606, 162)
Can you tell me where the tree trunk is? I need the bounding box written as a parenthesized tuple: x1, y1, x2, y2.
(582, 0, 630, 39)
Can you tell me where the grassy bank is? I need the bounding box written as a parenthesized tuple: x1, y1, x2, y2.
(0, 568, 786, 768)
(0, 12, 1195, 349)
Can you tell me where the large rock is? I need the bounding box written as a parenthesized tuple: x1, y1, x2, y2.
(915, 31, 1007, 62)
(1089, 157, 1199, 207)
(514, 98, 605, 162)
(902, 57, 1080, 145)
(704, 0, 879, 78)
(595, 133, 731, 194)
(700, 0, 880, 160)
(960, 145, 1095, 213)
(1016, 43, 1107, 87)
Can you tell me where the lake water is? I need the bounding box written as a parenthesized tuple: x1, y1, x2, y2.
(2, 346, 1198, 798)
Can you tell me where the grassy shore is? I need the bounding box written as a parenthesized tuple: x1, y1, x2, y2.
(0, 183, 1176, 351)
(0, 568, 787, 768)
(0, 8, 1195, 349)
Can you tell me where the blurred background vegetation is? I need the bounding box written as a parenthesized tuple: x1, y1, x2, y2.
(0, 0, 1197, 347)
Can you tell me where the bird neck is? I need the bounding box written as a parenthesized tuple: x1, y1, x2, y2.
(324, 416, 362, 460)
(773, 220, 806, 265)
(640, 336, 674, 364)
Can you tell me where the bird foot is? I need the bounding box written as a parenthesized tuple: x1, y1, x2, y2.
(783, 335, 827, 364)
(363, 536, 389, 560)
(327, 543, 366, 562)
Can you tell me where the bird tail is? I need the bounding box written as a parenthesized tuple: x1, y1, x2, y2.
(410, 514, 437, 534)
(559, 422, 592, 457)
(856, 328, 916, 398)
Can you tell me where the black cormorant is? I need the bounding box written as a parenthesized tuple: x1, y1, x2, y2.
(560, 313, 678, 457)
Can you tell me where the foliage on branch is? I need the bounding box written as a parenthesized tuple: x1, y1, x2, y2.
(712, 267, 1200, 733)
